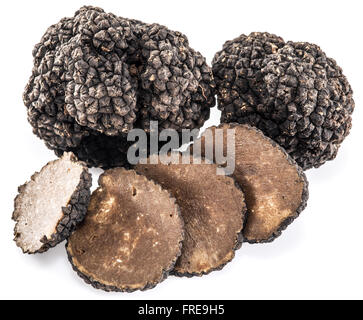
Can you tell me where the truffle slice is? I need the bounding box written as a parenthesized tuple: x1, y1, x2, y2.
(13, 152, 91, 254)
(198, 124, 308, 243)
(66, 168, 184, 292)
(136, 155, 246, 276)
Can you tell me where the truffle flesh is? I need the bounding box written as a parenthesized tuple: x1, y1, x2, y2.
(198, 123, 308, 243)
(13, 152, 91, 253)
(66, 168, 184, 292)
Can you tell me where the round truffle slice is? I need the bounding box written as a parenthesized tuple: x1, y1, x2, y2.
(198, 124, 309, 243)
(66, 168, 184, 292)
(12, 152, 91, 254)
(136, 156, 246, 277)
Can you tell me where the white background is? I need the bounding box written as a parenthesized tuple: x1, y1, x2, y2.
(0, 0, 362, 300)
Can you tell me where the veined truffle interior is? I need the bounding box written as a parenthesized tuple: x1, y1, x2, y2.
(201, 124, 305, 242)
(14, 153, 84, 252)
(67, 169, 183, 291)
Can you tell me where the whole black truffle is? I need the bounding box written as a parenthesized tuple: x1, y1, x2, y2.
(24, 6, 215, 168)
(213, 32, 354, 170)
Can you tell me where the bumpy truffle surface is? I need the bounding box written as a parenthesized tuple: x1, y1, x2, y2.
(67, 168, 184, 292)
(136, 154, 246, 276)
(54, 133, 132, 170)
(13, 152, 91, 254)
(198, 124, 309, 243)
(213, 32, 354, 170)
(24, 6, 215, 168)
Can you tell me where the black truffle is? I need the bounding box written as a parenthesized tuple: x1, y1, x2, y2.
(136, 154, 246, 276)
(54, 133, 132, 170)
(67, 168, 184, 292)
(24, 6, 215, 168)
(213, 32, 354, 170)
(13, 152, 91, 254)
(197, 123, 309, 243)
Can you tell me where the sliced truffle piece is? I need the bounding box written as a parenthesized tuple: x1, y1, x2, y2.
(213, 32, 354, 170)
(136, 155, 246, 277)
(197, 124, 308, 243)
(12, 152, 91, 254)
(66, 168, 184, 292)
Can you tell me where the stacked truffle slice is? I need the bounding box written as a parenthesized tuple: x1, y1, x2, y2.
(67, 168, 185, 292)
(66, 164, 246, 291)
(135, 155, 246, 276)
(196, 123, 309, 243)
(12, 124, 310, 292)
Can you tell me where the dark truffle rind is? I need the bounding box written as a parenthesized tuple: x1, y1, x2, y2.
(54, 133, 132, 169)
(12, 153, 92, 254)
(136, 155, 246, 277)
(24, 6, 215, 168)
(66, 168, 184, 292)
(54, 131, 180, 170)
(213, 32, 354, 170)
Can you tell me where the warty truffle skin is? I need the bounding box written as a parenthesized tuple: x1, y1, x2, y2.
(23, 6, 215, 168)
(213, 32, 354, 170)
